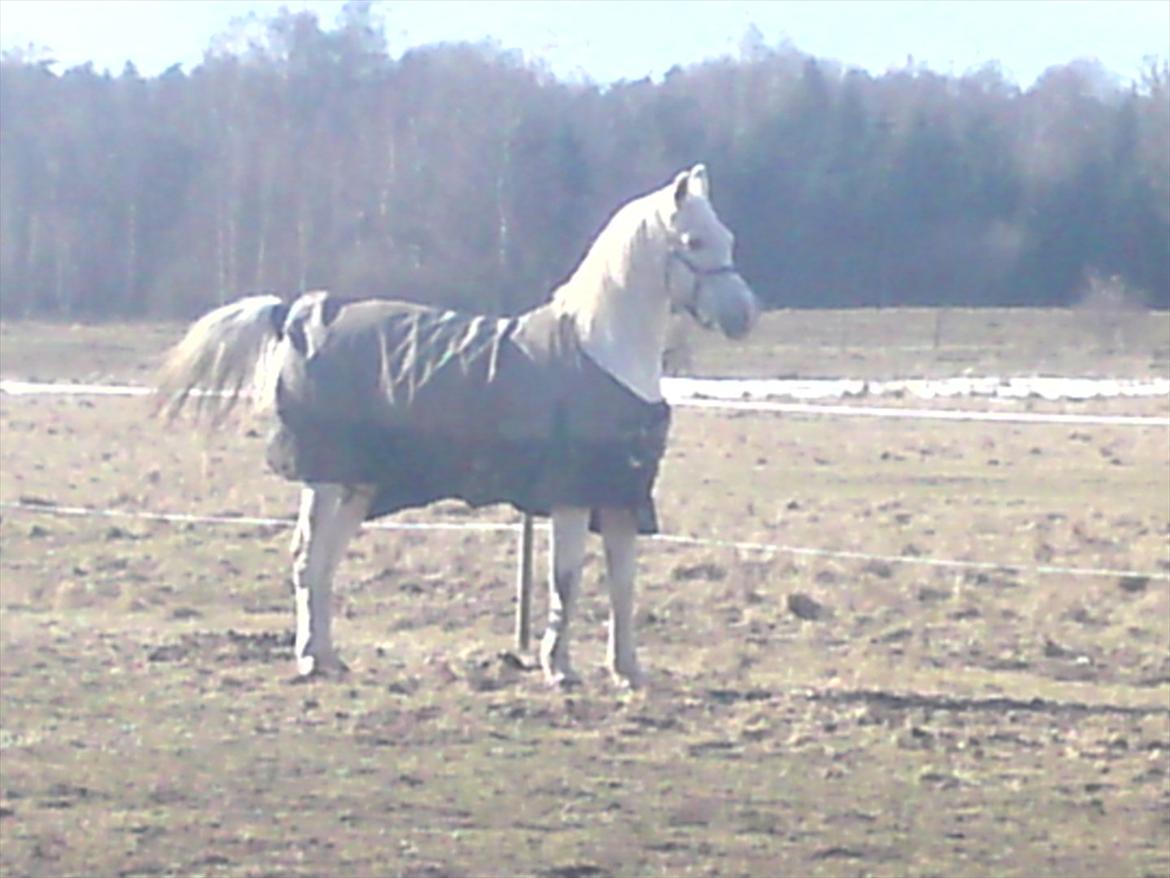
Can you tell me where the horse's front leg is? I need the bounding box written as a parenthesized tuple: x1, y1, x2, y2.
(599, 507, 644, 688)
(540, 506, 589, 687)
(291, 483, 371, 677)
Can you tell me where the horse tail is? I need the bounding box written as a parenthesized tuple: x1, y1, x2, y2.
(153, 294, 289, 425)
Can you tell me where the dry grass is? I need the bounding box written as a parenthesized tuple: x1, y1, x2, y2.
(686, 307, 1170, 379)
(1, 309, 1168, 878)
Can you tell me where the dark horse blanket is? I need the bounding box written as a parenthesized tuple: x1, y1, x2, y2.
(266, 294, 671, 532)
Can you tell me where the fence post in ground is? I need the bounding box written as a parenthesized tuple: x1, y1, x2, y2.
(514, 513, 534, 652)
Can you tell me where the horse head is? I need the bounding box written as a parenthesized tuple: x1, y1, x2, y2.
(661, 164, 759, 340)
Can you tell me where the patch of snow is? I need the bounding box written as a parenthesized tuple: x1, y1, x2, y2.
(662, 376, 1169, 403)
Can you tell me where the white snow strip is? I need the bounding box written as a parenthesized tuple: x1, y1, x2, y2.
(672, 397, 1170, 427)
(662, 375, 1170, 401)
(1, 380, 154, 397)
(5, 375, 1169, 402)
(3, 378, 1167, 427)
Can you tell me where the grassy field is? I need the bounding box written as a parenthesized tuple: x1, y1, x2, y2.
(1, 308, 1168, 878)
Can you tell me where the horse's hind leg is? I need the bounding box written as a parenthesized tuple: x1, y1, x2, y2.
(291, 483, 371, 677)
(599, 507, 644, 688)
(540, 506, 589, 687)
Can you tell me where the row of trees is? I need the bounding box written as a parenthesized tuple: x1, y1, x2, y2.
(1, 3, 1167, 318)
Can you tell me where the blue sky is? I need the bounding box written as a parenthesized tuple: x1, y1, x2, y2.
(1, 0, 1167, 87)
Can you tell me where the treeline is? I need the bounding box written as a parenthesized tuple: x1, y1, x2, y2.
(1, 3, 1167, 319)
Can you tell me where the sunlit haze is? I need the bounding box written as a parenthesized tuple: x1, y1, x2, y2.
(1, 0, 1167, 87)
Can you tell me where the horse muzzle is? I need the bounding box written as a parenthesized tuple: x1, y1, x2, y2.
(669, 249, 759, 340)
(695, 271, 759, 340)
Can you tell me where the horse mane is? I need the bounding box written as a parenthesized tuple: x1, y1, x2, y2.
(550, 186, 665, 323)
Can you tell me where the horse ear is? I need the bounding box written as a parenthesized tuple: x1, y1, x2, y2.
(689, 164, 710, 199)
(672, 168, 691, 209)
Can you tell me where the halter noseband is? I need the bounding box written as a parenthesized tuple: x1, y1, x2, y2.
(667, 248, 738, 325)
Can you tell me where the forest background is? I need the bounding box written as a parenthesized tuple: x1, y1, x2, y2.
(1, 3, 1167, 319)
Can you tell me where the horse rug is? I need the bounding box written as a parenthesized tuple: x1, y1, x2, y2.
(266, 294, 671, 532)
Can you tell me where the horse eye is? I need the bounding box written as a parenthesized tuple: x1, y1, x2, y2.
(685, 235, 704, 251)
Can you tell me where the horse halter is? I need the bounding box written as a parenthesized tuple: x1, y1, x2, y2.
(667, 247, 739, 326)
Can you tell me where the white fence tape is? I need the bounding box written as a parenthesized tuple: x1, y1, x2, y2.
(0, 500, 516, 532)
(2, 500, 1166, 582)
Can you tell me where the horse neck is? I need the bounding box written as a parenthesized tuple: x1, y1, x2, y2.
(552, 202, 670, 402)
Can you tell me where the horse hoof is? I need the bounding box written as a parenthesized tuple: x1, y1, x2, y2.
(497, 650, 538, 672)
(545, 670, 583, 690)
(611, 668, 646, 691)
(294, 655, 349, 680)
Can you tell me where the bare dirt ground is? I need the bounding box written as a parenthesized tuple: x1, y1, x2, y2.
(1, 310, 1168, 878)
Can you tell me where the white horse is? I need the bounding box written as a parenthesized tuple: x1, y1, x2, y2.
(156, 164, 758, 687)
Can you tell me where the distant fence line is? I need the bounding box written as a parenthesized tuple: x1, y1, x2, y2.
(3, 377, 1167, 582)
(2, 499, 1166, 583)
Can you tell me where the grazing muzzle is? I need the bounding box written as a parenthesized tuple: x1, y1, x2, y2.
(668, 249, 759, 339)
